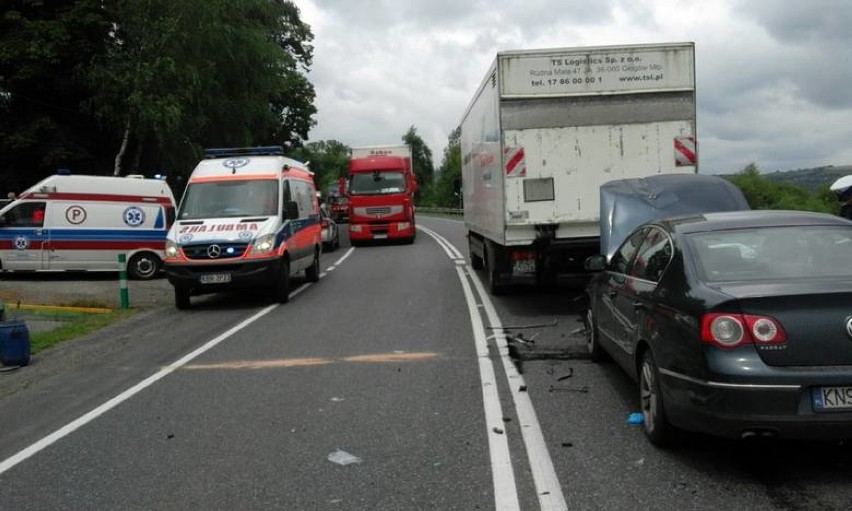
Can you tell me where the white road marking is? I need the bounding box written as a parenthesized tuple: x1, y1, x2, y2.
(455, 265, 520, 510)
(419, 224, 568, 511)
(0, 274, 319, 476)
(417, 225, 464, 260)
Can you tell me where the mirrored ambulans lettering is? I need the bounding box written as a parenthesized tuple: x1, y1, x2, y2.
(178, 223, 258, 234)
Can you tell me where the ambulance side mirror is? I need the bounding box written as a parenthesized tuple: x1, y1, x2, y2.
(284, 201, 299, 220)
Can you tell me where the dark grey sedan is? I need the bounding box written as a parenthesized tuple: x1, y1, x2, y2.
(584, 210, 852, 445)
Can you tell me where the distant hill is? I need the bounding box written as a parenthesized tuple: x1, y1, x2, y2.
(757, 165, 852, 192)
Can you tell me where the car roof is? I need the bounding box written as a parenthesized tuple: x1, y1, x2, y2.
(658, 209, 852, 235)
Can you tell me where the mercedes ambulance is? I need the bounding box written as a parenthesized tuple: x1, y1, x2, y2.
(163, 146, 321, 309)
(0, 172, 176, 279)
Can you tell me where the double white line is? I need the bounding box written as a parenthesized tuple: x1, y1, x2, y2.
(417, 225, 567, 511)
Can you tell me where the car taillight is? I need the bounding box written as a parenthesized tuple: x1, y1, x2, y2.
(700, 313, 786, 349)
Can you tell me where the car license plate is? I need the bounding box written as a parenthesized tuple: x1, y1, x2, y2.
(512, 258, 536, 275)
(199, 272, 231, 284)
(812, 386, 852, 411)
(373, 233, 388, 240)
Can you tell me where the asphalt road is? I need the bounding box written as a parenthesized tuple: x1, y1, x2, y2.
(0, 216, 851, 510)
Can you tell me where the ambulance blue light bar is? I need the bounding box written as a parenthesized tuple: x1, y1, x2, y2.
(203, 146, 284, 159)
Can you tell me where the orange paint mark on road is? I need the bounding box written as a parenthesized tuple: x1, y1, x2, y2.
(182, 352, 439, 371)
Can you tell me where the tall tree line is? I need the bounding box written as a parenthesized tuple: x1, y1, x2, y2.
(0, 0, 315, 195)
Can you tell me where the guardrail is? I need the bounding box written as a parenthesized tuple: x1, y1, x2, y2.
(417, 207, 463, 217)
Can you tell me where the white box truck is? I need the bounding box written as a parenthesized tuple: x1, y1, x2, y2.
(460, 42, 697, 293)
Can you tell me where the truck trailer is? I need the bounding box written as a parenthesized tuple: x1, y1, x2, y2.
(347, 144, 418, 244)
(459, 42, 697, 293)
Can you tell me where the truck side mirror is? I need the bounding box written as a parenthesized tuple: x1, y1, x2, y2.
(285, 201, 299, 220)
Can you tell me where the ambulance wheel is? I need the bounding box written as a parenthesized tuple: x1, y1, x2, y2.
(128, 252, 160, 280)
(174, 287, 190, 310)
(275, 260, 291, 303)
(305, 248, 320, 283)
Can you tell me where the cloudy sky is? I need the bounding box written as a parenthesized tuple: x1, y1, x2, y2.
(295, 0, 852, 175)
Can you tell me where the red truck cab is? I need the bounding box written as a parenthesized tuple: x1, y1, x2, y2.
(347, 145, 417, 244)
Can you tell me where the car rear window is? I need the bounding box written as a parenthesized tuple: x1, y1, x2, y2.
(688, 226, 852, 281)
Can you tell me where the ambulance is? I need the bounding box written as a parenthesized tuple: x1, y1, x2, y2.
(0, 172, 176, 280)
(163, 146, 321, 309)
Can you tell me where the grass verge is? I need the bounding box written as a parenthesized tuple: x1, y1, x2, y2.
(29, 309, 136, 354)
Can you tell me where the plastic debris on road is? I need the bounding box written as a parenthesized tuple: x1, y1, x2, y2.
(626, 412, 644, 425)
(327, 449, 363, 466)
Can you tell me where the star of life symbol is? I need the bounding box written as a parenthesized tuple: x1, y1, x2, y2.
(224, 159, 249, 169)
(14, 236, 29, 250)
(123, 206, 145, 227)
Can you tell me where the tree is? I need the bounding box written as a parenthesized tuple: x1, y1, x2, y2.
(84, 0, 316, 177)
(402, 125, 434, 203)
(289, 140, 350, 197)
(0, 0, 113, 192)
(725, 163, 837, 214)
(431, 127, 462, 208)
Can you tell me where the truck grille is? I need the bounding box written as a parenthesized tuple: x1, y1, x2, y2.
(366, 207, 391, 215)
(182, 242, 249, 260)
(353, 205, 403, 217)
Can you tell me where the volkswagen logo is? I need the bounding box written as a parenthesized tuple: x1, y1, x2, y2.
(207, 245, 222, 258)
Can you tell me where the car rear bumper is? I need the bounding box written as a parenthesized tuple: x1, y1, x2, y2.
(660, 368, 852, 439)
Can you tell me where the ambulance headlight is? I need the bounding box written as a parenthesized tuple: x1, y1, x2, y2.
(251, 234, 276, 255)
(165, 241, 180, 258)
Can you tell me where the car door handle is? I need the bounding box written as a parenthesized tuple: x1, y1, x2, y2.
(632, 301, 646, 311)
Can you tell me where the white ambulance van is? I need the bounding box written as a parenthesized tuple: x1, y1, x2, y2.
(163, 146, 322, 309)
(0, 172, 176, 280)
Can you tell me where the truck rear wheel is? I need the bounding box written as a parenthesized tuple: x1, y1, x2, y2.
(469, 237, 484, 270)
(485, 242, 504, 295)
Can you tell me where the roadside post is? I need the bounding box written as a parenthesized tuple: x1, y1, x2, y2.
(117, 253, 130, 309)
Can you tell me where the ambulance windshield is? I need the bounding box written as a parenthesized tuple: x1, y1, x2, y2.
(178, 179, 279, 219)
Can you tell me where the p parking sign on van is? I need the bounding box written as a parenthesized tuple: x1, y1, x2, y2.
(66, 206, 87, 224)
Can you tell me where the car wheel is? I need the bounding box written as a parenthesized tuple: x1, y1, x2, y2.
(128, 252, 160, 280)
(639, 349, 675, 446)
(174, 287, 190, 310)
(586, 307, 606, 362)
(275, 259, 291, 303)
(305, 248, 320, 283)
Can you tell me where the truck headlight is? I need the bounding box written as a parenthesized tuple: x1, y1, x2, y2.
(398, 222, 410, 231)
(350, 224, 362, 233)
(165, 241, 179, 258)
(251, 234, 276, 255)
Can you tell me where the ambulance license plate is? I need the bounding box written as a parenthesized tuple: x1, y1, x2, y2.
(200, 272, 231, 284)
(812, 386, 852, 411)
(512, 259, 536, 275)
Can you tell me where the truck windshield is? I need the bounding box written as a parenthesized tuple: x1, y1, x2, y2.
(178, 179, 278, 219)
(349, 171, 405, 195)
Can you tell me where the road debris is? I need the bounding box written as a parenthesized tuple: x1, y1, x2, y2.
(327, 449, 363, 466)
(626, 412, 644, 425)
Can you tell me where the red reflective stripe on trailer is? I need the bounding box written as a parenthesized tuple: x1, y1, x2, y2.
(674, 136, 696, 166)
(503, 147, 526, 177)
(16, 192, 172, 204)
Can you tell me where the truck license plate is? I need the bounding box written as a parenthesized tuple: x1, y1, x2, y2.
(373, 233, 388, 240)
(199, 272, 231, 284)
(512, 258, 536, 275)
(812, 386, 852, 411)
